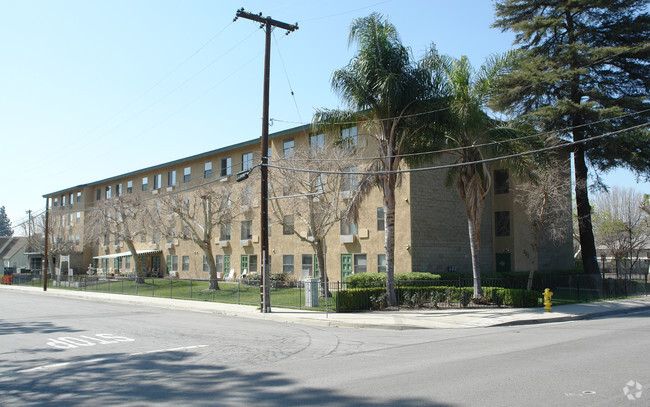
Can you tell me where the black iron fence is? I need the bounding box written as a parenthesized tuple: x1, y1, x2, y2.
(5, 271, 648, 312)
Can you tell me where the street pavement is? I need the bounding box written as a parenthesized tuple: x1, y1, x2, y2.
(3, 284, 649, 329)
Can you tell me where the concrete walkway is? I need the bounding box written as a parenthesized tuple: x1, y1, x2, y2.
(3, 284, 650, 330)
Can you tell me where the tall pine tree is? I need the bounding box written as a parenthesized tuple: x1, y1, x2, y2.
(0, 206, 13, 237)
(492, 0, 650, 275)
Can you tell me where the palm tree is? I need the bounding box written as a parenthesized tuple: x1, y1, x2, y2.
(313, 13, 438, 306)
(421, 48, 520, 299)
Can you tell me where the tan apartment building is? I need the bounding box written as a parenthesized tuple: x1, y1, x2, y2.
(43, 123, 574, 282)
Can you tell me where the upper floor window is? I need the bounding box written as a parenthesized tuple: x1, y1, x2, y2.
(105, 186, 112, 199)
(494, 169, 509, 194)
(341, 126, 357, 152)
(76, 191, 82, 202)
(69, 193, 74, 205)
(127, 181, 133, 194)
(495, 211, 511, 237)
(241, 220, 253, 240)
(283, 138, 295, 158)
(61, 195, 66, 206)
(142, 177, 149, 192)
(283, 215, 294, 235)
(377, 207, 385, 231)
(53, 198, 58, 207)
(204, 162, 212, 178)
(168, 170, 176, 187)
(184, 167, 191, 183)
(242, 152, 253, 172)
(341, 167, 358, 192)
(153, 174, 162, 190)
(310, 133, 325, 151)
(221, 157, 232, 177)
(115, 183, 122, 197)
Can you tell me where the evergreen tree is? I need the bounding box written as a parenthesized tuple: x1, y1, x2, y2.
(492, 0, 650, 275)
(0, 206, 13, 237)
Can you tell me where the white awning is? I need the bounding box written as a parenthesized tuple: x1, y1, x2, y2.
(93, 249, 162, 259)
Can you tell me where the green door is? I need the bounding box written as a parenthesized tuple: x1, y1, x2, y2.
(341, 254, 353, 281)
(241, 255, 249, 275)
(496, 253, 511, 273)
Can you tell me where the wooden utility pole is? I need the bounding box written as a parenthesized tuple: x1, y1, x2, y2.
(235, 8, 298, 313)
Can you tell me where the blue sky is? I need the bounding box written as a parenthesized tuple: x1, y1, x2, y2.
(1, 0, 647, 229)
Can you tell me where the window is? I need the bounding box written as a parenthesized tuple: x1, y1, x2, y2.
(377, 207, 385, 231)
(171, 255, 178, 272)
(127, 181, 133, 194)
(142, 177, 149, 191)
(103, 234, 109, 246)
(220, 223, 231, 241)
(221, 157, 232, 177)
(140, 234, 146, 243)
(125, 256, 131, 270)
(354, 254, 367, 273)
(75, 234, 80, 245)
(242, 186, 253, 207)
(283, 138, 295, 158)
(341, 126, 358, 152)
(204, 162, 212, 178)
(69, 213, 74, 225)
(342, 167, 358, 193)
(378, 254, 386, 273)
(168, 170, 177, 187)
(61, 195, 66, 206)
(77, 191, 82, 202)
(241, 220, 252, 240)
(340, 216, 358, 236)
(115, 183, 122, 197)
(203, 256, 209, 272)
(69, 193, 74, 205)
(283, 215, 294, 235)
(105, 186, 112, 199)
(115, 257, 122, 269)
(283, 255, 294, 275)
(184, 167, 191, 183)
(494, 169, 509, 194)
(495, 211, 511, 237)
(215, 255, 224, 274)
(310, 133, 324, 151)
(302, 254, 313, 277)
(153, 174, 162, 190)
(242, 152, 253, 172)
(53, 198, 58, 207)
(76, 212, 81, 221)
(249, 255, 258, 273)
(182, 255, 190, 271)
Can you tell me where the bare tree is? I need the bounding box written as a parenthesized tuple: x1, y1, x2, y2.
(86, 195, 150, 283)
(156, 184, 235, 290)
(269, 143, 360, 295)
(593, 187, 649, 277)
(514, 156, 572, 290)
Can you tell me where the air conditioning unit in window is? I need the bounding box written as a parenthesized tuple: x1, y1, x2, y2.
(219, 240, 229, 247)
(241, 204, 252, 213)
(166, 187, 174, 192)
(152, 190, 159, 195)
(240, 239, 251, 247)
(166, 243, 173, 249)
(340, 191, 353, 200)
(150, 243, 159, 249)
(220, 176, 229, 182)
(340, 235, 356, 244)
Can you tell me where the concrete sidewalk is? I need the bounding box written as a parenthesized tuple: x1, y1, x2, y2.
(2, 284, 650, 330)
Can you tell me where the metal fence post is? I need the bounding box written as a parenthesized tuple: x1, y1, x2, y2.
(152, 277, 155, 297)
(190, 279, 193, 300)
(238, 279, 240, 305)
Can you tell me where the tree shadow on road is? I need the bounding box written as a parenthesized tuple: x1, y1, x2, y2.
(0, 349, 453, 406)
(0, 319, 83, 336)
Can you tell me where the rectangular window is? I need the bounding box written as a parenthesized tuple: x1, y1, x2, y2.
(494, 169, 509, 194)
(241, 220, 253, 240)
(125, 256, 131, 270)
(182, 255, 190, 271)
(342, 167, 358, 192)
(221, 157, 232, 177)
(115, 183, 122, 197)
(203, 256, 209, 272)
(69, 193, 74, 205)
(53, 198, 58, 207)
(69, 213, 74, 225)
(340, 216, 358, 236)
(220, 223, 231, 241)
(242, 152, 253, 172)
(77, 191, 82, 202)
(341, 126, 358, 152)
(242, 186, 253, 206)
(283, 215, 294, 235)
(184, 167, 191, 183)
(283, 254, 294, 275)
(283, 138, 295, 158)
(302, 254, 313, 278)
(75, 234, 80, 245)
(495, 211, 511, 237)
(105, 186, 112, 199)
(354, 254, 367, 273)
(153, 174, 162, 190)
(171, 255, 179, 272)
(62, 195, 66, 206)
(76, 212, 81, 221)
(168, 170, 177, 187)
(310, 133, 324, 151)
(249, 255, 258, 273)
(204, 162, 212, 178)
(378, 254, 386, 273)
(127, 181, 133, 194)
(142, 177, 148, 191)
(215, 255, 223, 274)
(377, 207, 385, 231)
(115, 257, 122, 269)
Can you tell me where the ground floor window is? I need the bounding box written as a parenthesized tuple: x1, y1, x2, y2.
(377, 254, 386, 273)
(182, 256, 190, 271)
(354, 254, 367, 274)
(283, 255, 294, 274)
(301, 254, 313, 279)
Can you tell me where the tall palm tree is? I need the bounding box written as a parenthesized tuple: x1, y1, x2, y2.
(421, 48, 521, 299)
(314, 13, 438, 306)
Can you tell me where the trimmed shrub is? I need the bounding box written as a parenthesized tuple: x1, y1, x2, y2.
(344, 272, 442, 289)
(344, 273, 386, 288)
(242, 272, 296, 288)
(395, 272, 441, 287)
(337, 287, 385, 312)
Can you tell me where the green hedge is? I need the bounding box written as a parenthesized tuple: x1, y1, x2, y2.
(337, 286, 540, 311)
(344, 272, 441, 288)
(242, 272, 296, 288)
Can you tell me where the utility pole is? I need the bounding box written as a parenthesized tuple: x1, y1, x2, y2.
(234, 8, 298, 313)
(43, 199, 49, 291)
(26, 209, 32, 252)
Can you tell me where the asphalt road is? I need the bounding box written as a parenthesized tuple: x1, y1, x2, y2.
(1, 290, 648, 406)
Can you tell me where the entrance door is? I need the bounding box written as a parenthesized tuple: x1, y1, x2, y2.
(496, 253, 511, 273)
(152, 256, 161, 276)
(341, 254, 353, 281)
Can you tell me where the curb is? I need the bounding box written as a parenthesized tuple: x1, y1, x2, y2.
(491, 304, 650, 327)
